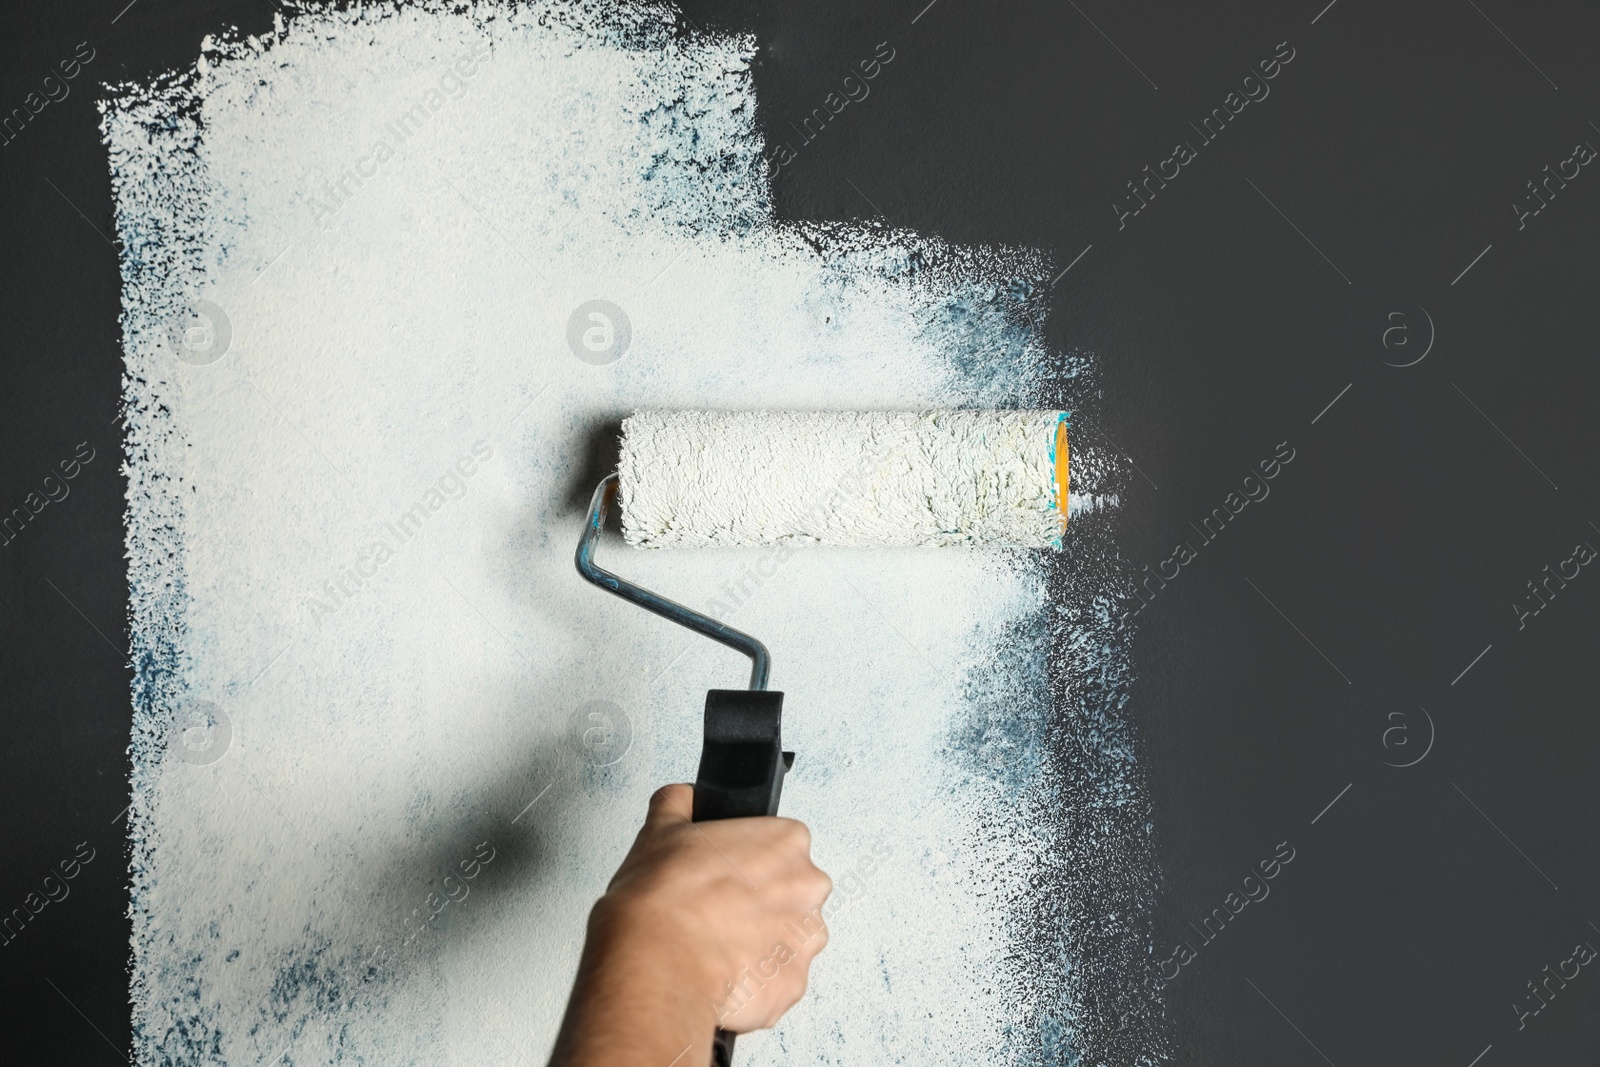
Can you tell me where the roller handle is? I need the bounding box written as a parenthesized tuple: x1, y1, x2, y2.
(692, 690, 794, 1067)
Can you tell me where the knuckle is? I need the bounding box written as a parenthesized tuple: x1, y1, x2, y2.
(649, 783, 688, 808)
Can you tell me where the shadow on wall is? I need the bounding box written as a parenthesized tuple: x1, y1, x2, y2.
(254, 715, 622, 1023)
(564, 417, 625, 516)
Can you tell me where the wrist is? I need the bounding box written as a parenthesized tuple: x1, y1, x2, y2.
(586, 892, 724, 1010)
(549, 898, 720, 1067)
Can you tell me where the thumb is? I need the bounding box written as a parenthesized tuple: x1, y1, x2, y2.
(646, 783, 695, 827)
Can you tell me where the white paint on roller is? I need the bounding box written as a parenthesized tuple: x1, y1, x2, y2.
(619, 410, 1068, 549)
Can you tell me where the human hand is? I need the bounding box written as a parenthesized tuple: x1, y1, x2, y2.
(599, 783, 831, 1030)
(548, 784, 832, 1066)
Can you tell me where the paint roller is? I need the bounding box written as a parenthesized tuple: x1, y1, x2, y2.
(575, 409, 1069, 1067)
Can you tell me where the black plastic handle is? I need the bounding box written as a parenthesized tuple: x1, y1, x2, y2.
(692, 690, 795, 1067)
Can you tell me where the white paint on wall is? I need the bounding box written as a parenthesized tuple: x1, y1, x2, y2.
(103, 3, 1158, 1064)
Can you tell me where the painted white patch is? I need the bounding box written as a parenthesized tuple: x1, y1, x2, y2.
(103, 3, 1158, 1065)
(619, 409, 1068, 548)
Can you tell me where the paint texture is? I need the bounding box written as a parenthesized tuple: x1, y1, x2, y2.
(619, 409, 1069, 548)
(102, 3, 1165, 1064)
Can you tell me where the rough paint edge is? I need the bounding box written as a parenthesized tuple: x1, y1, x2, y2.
(1031, 359, 1171, 1066)
(99, 68, 209, 1055)
(930, 228, 1167, 1062)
